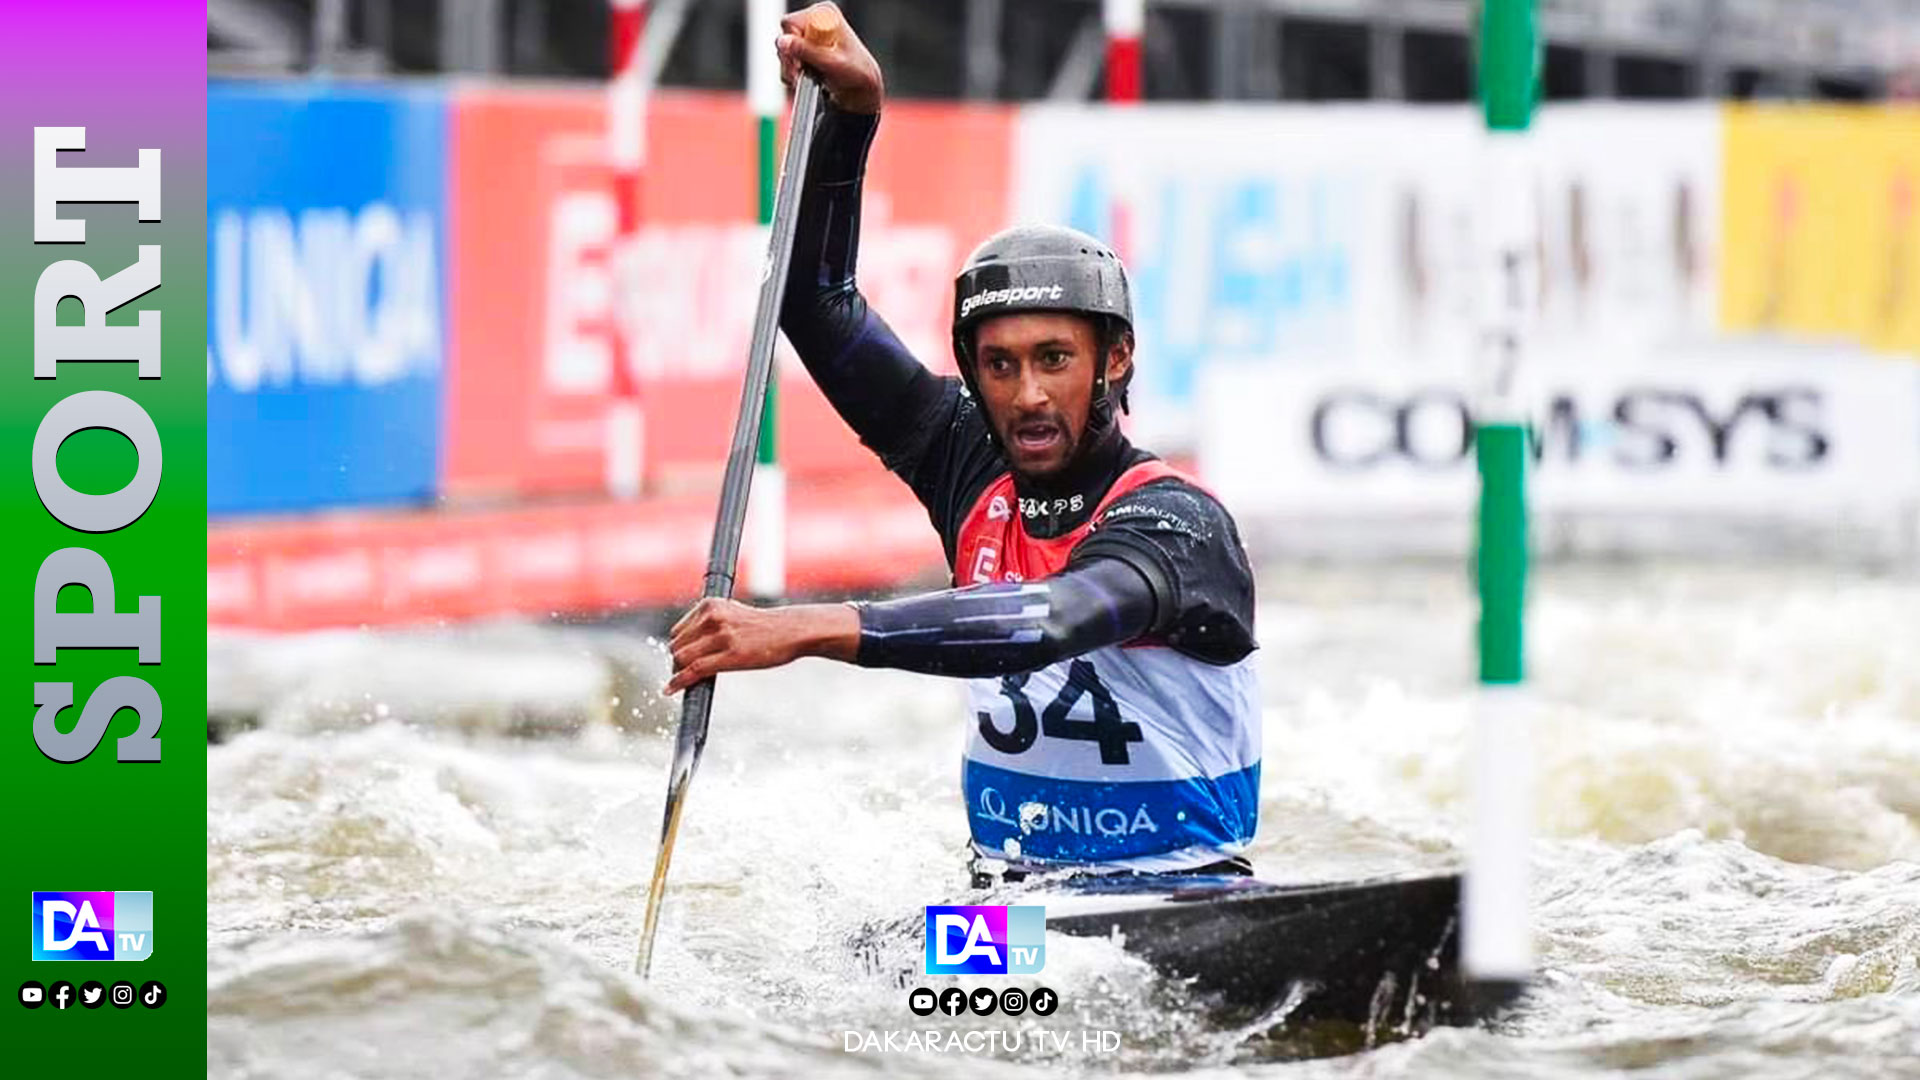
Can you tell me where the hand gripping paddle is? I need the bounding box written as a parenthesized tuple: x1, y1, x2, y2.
(633, 9, 837, 978)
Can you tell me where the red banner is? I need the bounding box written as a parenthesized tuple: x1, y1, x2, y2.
(208, 472, 942, 631)
(446, 87, 1014, 498)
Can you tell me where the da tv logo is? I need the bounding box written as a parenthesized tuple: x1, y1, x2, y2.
(32, 892, 154, 961)
(924, 905, 1044, 975)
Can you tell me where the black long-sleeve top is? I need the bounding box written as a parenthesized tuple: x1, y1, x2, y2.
(777, 104, 1255, 677)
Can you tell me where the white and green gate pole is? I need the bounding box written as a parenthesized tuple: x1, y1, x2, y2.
(1466, 0, 1537, 996)
(746, 0, 787, 599)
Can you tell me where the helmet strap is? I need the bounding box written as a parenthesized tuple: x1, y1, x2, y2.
(1086, 315, 1122, 435)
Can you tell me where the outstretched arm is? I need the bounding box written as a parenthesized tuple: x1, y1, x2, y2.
(852, 558, 1156, 676)
(663, 558, 1158, 693)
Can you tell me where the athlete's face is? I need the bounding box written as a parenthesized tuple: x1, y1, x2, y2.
(972, 313, 1131, 479)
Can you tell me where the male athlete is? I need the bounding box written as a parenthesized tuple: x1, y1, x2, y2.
(665, 3, 1260, 881)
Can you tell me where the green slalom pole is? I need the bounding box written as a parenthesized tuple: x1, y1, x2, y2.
(746, 0, 787, 599)
(1466, 0, 1537, 993)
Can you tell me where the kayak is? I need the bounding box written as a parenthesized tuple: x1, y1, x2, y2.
(853, 869, 1521, 1052)
(1029, 870, 1520, 1034)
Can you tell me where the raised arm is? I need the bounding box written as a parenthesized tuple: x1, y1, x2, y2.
(775, 4, 950, 468)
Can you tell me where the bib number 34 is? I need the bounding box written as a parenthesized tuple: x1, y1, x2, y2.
(977, 661, 1144, 765)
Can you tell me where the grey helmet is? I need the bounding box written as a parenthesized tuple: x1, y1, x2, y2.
(951, 224, 1135, 423)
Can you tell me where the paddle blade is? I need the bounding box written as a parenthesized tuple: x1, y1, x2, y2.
(634, 680, 715, 976)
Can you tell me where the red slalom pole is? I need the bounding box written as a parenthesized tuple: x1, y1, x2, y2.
(1103, 1, 1143, 265)
(1104, 0, 1144, 103)
(606, 0, 648, 499)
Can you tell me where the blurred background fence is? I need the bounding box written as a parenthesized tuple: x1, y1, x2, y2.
(207, 1, 1920, 631)
(212, 0, 1920, 102)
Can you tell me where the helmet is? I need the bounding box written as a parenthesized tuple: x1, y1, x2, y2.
(951, 224, 1134, 421)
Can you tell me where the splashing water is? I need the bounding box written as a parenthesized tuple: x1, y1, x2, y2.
(208, 562, 1920, 1077)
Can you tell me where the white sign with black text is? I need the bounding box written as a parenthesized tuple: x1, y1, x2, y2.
(1199, 349, 1920, 521)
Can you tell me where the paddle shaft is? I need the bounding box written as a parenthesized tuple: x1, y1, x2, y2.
(634, 71, 827, 978)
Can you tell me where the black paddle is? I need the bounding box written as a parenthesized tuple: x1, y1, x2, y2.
(634, 13, 835, 978)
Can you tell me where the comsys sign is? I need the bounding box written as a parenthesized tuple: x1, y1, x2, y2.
(1308, 386, 1828, 472)
(1199, 353, 1920, 519)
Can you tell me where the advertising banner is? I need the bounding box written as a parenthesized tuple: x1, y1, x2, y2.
(1199, 348, 1920, 521)
(1530, 106, 1721, 356)
(1011, 104, 1720, 448)
(445, 87, 1014, 498)
(208, 472, 942, 631)
(207, 84, 449, 515)
(1720, 106, 1920, 360)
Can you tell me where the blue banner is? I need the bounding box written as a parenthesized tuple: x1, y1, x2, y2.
(207, 84, 448, 516)
(1061, 164, 1354, 414)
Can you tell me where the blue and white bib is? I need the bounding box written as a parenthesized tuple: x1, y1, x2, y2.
(952, 463, 1263, 873)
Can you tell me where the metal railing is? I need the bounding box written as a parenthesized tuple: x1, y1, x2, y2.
(208, 0, 1920, 98)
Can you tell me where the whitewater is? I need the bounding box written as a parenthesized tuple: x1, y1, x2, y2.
(207, 560, 1920, 1078)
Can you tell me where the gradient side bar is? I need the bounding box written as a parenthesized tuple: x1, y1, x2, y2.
(0, 0, 205, 1066)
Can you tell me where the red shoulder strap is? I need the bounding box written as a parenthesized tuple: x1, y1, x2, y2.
(952, 460, 1210, 586)
(1091, 460, 1201, 518)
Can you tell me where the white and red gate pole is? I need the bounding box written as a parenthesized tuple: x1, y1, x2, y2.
(606, 0, 649, 500)
(1104, 0, 1143, 102)
(1103, 1, 1142, 264)
(745, 0, 787, 599)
